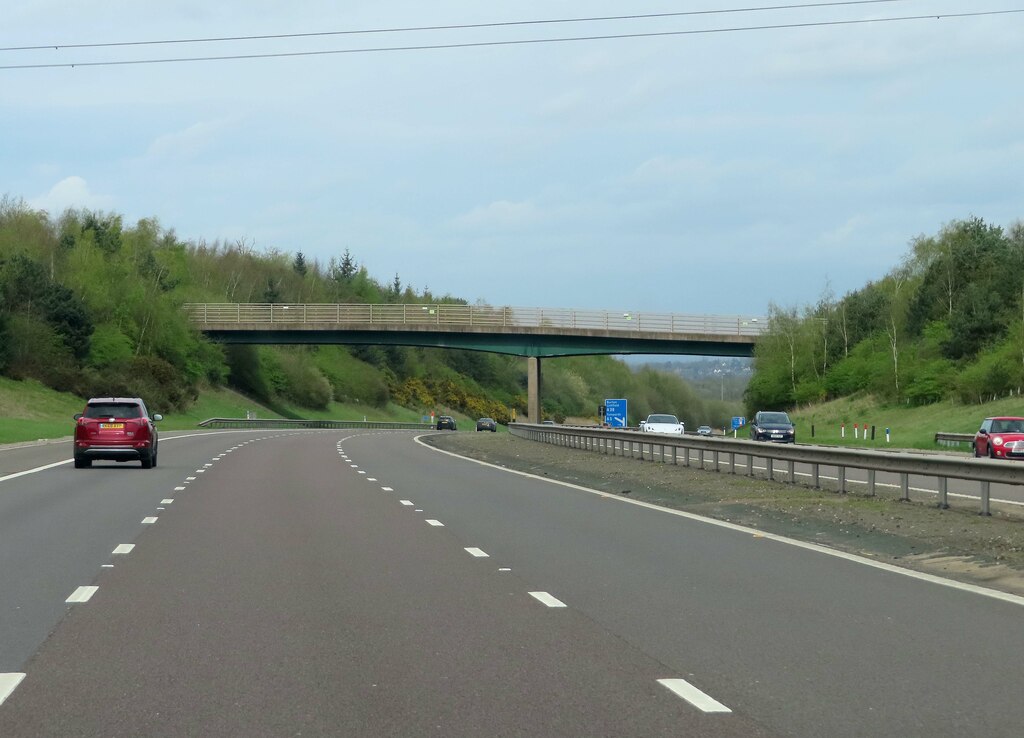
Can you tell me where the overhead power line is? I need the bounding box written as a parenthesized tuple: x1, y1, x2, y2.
(1, 8, 1020, 71)
(0, 1, 916, 52)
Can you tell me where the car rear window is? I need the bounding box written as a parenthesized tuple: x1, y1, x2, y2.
(84, 403, 142, 419)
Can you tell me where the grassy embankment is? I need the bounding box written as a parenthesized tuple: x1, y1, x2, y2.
(0, 377, 482, 445)
(787, 394, 1024, 450)
(2, 374, 1010, 448)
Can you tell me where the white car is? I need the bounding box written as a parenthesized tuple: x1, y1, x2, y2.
(641, 413, 684, 434)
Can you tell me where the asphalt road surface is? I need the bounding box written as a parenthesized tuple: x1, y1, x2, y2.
(1, 430, 1023, 736)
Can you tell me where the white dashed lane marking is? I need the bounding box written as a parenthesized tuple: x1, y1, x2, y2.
(112, 544, 134, 554)
(528, 592, 567, 608)
(161, 499, 174, 504)
(381, 487, 393, 492)
(465, 548, 489, 558)
(186, 477, 196, 481)
(66, 586, 98, 603)
(657, 678, 732, 713)
(426, 519, 444, 527)
(400, 500, 414, 506)
(142, 517, 158, 524)
(0, 673, 25, 707)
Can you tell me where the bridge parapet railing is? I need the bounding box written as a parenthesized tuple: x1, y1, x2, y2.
(184, 303, 767, 337)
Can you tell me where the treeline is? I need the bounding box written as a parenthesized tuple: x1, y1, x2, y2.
(746, 217, 1024, 412)
(0, 196, 732, 426)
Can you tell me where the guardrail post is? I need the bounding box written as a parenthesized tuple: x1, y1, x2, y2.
(812, 463, 820, 489)
(714, 450, 721, 472)
(672, 446, 677, 465)
(728, 452, 735, 474)
(838, 466, 847, 494)
(767, 458, 774, 481)
(867, 469, 876, 496)
(786, 460, 794, 483)
(980, 481, 991, 516)
(937, 477, 949, 509)
(746, 454, 753, 476)
(699, 448, 705, 469)
(900, 473, 910, 501)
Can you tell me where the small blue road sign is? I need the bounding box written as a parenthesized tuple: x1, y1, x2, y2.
(605, 399, 628, 427)
(731, 416, 746, 429)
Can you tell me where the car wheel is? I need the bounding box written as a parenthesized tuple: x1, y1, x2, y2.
(141, 453, 153, 469)
(74, 457, 91, 469)
(152, 449, 158, 468)
(989, 444, 997, 459)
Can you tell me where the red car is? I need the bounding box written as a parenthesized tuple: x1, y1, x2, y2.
(973, 416, 1024, 459)
(74, 397, 162, 468)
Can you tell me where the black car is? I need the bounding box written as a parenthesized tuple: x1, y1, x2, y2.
(476, 417, 497, 432)
(749, 411, 796, 443)
(436, 416, 457, 430)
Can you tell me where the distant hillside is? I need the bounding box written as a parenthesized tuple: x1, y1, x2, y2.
(633, 358, 751, 402)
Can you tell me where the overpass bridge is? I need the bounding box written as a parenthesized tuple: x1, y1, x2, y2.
(185, 303, 766, 422)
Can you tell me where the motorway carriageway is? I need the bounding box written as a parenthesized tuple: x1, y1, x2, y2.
(0, 430, 1022, 736)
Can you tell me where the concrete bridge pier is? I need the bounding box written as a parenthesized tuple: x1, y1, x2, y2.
(527, 357, 542, 423)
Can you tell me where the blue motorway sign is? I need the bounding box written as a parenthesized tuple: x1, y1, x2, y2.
(605, 398, 628, 427)
(731, 416, 746, 429)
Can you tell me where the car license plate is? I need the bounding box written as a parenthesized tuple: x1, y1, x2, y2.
(771, 433, 783, 438)
(100, 423, 125, 429)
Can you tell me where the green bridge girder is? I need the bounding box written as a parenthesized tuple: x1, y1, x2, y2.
(201, 328, 757, 358)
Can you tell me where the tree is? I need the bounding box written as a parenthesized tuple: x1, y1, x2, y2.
(338, 249, 357, 280)
(263, 277, 281, 304)
(292, 251, 307, 277)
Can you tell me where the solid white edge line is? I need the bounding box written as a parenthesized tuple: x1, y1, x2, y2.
(465, 547, 490, 557)
(66, 586, 98, 603)
(657, 678, 732, 713)
(0, 673, 26, 706)
(414, 436, 1024, 608)
(0, 459, 73, 482)
(528, 591, 567, 608)
(112, 544, 134, 554)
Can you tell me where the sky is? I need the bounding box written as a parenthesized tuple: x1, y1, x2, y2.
(3, 1, 1023, 320)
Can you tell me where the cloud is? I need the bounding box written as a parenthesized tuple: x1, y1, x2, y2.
(143, 119, 231, 160)
(449, 200, 545, 231)
(29, 176, 116, 214)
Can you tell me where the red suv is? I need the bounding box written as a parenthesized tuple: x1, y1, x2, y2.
(74, 397, 162, 469)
